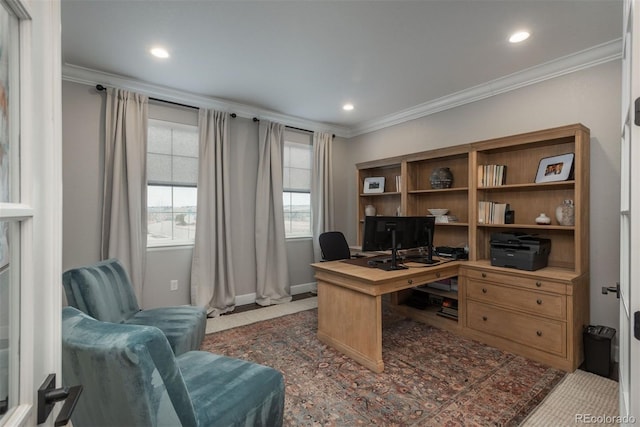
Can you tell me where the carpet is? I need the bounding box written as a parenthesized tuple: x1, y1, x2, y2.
(206, 297, 318, 334)
(201, 308, 566, 426)
(521, 369, 619, 426)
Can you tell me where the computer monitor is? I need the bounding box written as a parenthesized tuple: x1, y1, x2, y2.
(362, 216, 436, 270)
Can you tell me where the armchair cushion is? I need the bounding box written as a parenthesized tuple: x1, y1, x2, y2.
(62, 258, 206, 355)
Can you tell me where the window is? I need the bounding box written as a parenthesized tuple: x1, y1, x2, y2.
(282, 134, 312, 238)
(147, 119, 199, 246)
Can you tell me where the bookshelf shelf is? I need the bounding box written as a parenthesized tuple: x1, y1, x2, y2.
(478, 181, 575, 192)
(408, 187, 469, 194)
(359, 192, 401, 197)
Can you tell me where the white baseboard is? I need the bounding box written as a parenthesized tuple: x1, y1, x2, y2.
(235, 282, 317, 307)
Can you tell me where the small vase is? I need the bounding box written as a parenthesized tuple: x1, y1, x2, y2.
(535, 213, 551, 225)
(555, 199, 575, 226)
(365, 205, 376, 216)
(430, 167, 453, 189)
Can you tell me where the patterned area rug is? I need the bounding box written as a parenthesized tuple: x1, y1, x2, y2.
(201, 308, 566, 426)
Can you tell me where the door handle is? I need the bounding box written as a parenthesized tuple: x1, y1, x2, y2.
(37, 374, 83, 426)
(601, 282, 620, 299)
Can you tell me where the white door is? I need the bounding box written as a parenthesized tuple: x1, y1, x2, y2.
(620, 0, 640, 423)
(0, 0, 63, 426)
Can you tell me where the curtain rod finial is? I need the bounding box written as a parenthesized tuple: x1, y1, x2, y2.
(96, 84, 106, 92)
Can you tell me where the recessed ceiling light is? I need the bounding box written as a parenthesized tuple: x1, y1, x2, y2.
(343, 103, 354, 111)
(150, 47, 170, 58)
(509, 31, 530, 44)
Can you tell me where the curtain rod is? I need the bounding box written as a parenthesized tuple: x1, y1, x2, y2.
(251, 117, 335, 138)
(95, 85, 238, 118)
(94, 84, 334, 137)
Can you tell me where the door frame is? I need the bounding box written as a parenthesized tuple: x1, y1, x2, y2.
(620, 0, 640, 423)
(0, 0, 62, 425)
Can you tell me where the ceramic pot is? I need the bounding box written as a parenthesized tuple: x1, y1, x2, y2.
(430, 167, 453, 189)
(365, 204, 376, 216)
(555, 199, 575, 226)
(535, 213, 551, 225)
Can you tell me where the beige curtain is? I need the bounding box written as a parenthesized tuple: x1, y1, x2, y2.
(101, 88, 148, 302)
(255, 121, 291, 306)
(190, 109, 235, 316)
(311, 132, 334, 262)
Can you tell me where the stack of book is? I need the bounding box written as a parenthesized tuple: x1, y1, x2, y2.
(478, 164, 507, 187)
(478, 201, 510, 224)
(434, 215, 458, 224)
(436, 298, 458, 320)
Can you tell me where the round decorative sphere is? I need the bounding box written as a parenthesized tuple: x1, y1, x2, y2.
(430, 167, 453, 189)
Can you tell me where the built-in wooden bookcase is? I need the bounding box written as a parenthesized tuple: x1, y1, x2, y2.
(356, 124, 589, 276)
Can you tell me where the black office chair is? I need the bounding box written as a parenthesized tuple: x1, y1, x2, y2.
(318, 231, 352, 261)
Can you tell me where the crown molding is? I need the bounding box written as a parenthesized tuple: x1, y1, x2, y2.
(63, 38, 621, 140)
(61, 64, 352, 138)
(349, 38, 623, 138)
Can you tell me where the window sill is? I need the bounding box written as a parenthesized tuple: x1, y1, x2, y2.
(147, 242, 194, 251)
(286, 236, 313, 242)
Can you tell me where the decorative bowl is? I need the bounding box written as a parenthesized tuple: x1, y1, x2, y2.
(428, 208, 449, 216)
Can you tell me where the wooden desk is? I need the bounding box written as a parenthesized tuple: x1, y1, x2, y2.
(311, 258, 459, 373)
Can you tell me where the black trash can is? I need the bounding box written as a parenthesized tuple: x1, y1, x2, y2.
(583, 325, 616, 377)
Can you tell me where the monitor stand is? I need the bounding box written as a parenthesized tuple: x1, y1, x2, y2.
(382, 230, 407, 271)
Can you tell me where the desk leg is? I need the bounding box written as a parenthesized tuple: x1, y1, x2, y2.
(316, 279, 384, 373)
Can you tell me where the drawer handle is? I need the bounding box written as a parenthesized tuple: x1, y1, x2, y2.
(482, 273, 487, 278)
(482, 288, 487, 293)
(436, 272, 441, 278)
(482, 316, 488, 321)
(536, 299, 542, 305)
(408, 279, 413, 285)
(536, 281, 542, 287)
(536, 331, 543, 337)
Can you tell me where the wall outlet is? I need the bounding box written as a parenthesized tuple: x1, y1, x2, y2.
(170, 280, 178, 291)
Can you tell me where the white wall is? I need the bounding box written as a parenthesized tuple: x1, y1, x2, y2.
(334, 61, 621, 338)
(61, 80, 316, 309)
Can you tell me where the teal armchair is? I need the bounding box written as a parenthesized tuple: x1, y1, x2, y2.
(62, 307, 285, 427)
(62, 258, 206, 355)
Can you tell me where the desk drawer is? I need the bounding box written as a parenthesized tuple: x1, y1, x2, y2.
(466, 301, 566, 356)
(466, 280, 566, 320)
(463, 268, 566, 294)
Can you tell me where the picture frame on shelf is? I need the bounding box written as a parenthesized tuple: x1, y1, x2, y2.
(363, 177, 385, 193)
(534, 153, 574, 183)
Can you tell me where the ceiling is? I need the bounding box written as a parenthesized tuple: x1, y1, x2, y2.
(61, 0, 622, 134)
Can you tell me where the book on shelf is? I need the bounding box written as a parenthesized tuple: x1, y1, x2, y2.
(478, 201, 510, 224)
(395, 175, 402, 192)
(478, 164, 507, 187)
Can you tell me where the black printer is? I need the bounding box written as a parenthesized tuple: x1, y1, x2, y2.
(490, 232, 551, 271)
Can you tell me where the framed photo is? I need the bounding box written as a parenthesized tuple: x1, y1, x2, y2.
(534, 153, 574, 183)
(363, 177, 385, 193)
